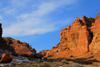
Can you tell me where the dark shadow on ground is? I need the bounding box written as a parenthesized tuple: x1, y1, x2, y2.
(40, 56, 100, 65)
(0, 38, 15, 53)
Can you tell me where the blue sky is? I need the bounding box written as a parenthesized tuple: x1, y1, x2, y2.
(0, 0, 100, 52)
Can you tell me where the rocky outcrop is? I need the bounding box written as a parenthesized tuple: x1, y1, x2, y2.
(57, 16, 93, 53)
(3, 37, 36, 55)
(40, 11, 100, 58)
(0, 23, 36, 57)
(39, 50, 50, 56)
(0, 24, 16, 53)
(0, 23, 2, 43)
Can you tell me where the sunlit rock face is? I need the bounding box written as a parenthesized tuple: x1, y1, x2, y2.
(3, 37, 36, 55)
(57, 16, 94, 53)
(40, 11, 100, 59)
(89, 12, 100, 53)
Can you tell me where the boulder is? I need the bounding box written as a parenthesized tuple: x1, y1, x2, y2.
(0, 53, 12, 63)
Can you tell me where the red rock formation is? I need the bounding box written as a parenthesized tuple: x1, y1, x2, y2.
(0, 23, 38, 58)
(1, 10, 100, 60)
(39, 50, 50, 56)
(40, 11, 99, 58)
(89, 12, 100, 53)
(0, 23, 36, 56)
(0, 53, 12, 63)
(3, 37, 36, 55)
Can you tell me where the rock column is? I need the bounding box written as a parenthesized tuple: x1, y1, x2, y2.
(0, 23, 2, 43)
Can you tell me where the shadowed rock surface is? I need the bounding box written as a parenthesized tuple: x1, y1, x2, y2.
(0, 23, 2, 43)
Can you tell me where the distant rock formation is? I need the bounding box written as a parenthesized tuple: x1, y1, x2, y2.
(40, 10, 100, 58)
(3, 37, 36, 55)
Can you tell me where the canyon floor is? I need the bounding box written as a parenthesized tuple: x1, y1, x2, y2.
(0, 58, 100, 67)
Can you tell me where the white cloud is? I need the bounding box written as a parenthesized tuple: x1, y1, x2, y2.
(2, 0, 78, 37)
(0, 15, 2, 19)
(3, 19, 56, 36)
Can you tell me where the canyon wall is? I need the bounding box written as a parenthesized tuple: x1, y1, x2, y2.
(40, 11, 100, 58)
(89, 12, 100, 53)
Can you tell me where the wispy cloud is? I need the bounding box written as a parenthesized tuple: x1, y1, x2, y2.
(1, 0, 78, 37)
(5, 9, 16, 15)
(0, 15, 2, 19)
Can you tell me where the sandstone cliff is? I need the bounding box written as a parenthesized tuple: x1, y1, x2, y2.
(89, 12, 100, 53)
(40, 11, 100, 59)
